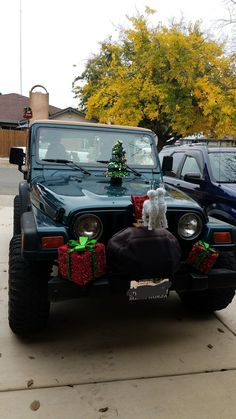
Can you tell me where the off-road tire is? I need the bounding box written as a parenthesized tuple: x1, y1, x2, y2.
(177, 252, 236, 312)
(9, 235, 51, 335)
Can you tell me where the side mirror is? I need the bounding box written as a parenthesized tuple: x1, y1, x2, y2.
(9, 147, 25, 166)
(183, 173, 205, 184)
(9, 147, 27, 177)
(162, 155, 173, 173)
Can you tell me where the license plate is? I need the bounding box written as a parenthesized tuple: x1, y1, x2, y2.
(127, 278, 172, 301)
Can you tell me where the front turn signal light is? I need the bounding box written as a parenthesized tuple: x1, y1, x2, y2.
(213, 232, 232, 244)
(41, 236, 64, 249)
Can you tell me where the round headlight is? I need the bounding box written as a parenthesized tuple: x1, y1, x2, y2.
(178, 213, 202, 240)
(73, 214, 103, 240)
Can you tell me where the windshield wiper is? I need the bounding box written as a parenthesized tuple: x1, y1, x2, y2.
(97, 160, 142, 177)
(42, 159, 91, 175)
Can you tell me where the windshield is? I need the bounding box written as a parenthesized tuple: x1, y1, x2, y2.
(208, 151, 236, 182)
(36, 126, 156, 167)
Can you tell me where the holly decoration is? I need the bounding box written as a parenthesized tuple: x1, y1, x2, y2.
(106, 141, 128, 182)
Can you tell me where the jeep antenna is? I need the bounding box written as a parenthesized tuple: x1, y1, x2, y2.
(19, 0, 23, 95)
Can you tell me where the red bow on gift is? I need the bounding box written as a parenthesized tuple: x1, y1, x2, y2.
(131, 195, 148, 221)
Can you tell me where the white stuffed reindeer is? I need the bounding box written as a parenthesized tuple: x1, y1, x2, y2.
(142, 189, 159, 230)
(156, 187, 168, 228)
(142, 187, 168, 230)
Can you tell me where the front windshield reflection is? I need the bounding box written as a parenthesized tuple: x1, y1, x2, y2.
(37, 127, 156, 167)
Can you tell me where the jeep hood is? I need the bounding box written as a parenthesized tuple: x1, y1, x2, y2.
(31, 175, 201, 221)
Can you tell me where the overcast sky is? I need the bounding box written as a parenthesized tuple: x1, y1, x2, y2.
(0, 0, 233, 109)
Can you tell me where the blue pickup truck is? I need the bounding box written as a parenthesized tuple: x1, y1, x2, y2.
(160, 143, 236, 226)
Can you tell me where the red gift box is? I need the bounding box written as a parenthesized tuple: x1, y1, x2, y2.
(186, 240, 219, 273)
(58, 238, 106, 285)
(131, 195, 148, 220)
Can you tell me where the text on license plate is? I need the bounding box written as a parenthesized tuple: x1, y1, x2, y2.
(127, 278, 172, 301)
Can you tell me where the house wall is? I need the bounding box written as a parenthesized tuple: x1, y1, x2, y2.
(0, 129, 27, 157)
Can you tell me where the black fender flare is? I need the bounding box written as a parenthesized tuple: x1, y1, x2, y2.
(207, 206, 236, 227)
(21, 211, 40, 252)
(19, 181, 30, 213)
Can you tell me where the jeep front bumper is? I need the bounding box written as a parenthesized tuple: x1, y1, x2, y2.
(48, 263, 236, 301)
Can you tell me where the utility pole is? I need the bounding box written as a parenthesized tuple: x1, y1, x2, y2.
(19, 0, 23, 94)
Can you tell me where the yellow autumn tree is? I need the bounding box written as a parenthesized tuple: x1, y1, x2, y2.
(73, 9, 236, 149)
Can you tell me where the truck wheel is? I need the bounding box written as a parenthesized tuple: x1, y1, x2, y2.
(13, 196, 21, 235)
(177, 252, 236, 312)
(9, 235, 51, 335)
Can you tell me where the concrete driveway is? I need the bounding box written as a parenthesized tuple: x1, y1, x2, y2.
(1, 195, 236, 418)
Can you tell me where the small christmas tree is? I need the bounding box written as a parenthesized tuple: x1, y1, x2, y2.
(106, 140, 128, 185)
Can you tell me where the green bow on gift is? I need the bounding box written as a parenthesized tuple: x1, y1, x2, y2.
(67, 237, 97, 253)
(198, 240, 210, 250)
(66, 237, 97, 281)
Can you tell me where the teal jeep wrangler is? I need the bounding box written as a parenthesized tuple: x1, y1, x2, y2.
(9, 120, 236, 335)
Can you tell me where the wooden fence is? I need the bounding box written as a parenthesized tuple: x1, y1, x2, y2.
(0, 129, 28, 157)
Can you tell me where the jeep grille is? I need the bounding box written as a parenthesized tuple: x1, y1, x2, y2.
(70, 208, 134, 244)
